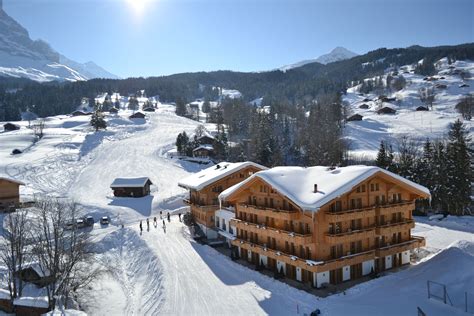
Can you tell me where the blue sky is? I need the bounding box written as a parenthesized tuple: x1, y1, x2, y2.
(4, 0, 473, 78)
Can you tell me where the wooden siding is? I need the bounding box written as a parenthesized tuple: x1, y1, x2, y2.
(224, 173, 427, 285)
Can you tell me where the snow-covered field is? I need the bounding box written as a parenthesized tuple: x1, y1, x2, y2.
(344, 59, 474, 157)
(1, 104, 473, 315)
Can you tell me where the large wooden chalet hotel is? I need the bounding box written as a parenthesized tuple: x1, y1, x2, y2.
(179, 162, 429, 288)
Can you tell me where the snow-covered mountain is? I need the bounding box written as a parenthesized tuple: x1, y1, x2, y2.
(279, 47, 358, 71)
(0, 6, 118, 82)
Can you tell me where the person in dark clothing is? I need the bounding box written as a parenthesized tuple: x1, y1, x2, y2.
(167, 212, 171, 222)
(160, 210, 163, 219)
(139, 221, 143, 234)
(162, 219, 166, 227)
(178, 213, 182, 222)
(146, 218, 150, 231)
(153, 216, 157, 227)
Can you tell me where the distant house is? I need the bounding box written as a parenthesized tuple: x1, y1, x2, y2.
(0, 177, 24, 210)
(110, 177, 152, 197)
(347, 114, 363, 122)
(71, 110, 91, 116)
(359, 103, 370, 109)
(3, 123, 20, 131)
(193, 145, 214, 158)
(197, 135, 215, 145)
(143, 107, 155, 112)
(129, 112, 146, 119)
(108, 107, 119, 114)
(362, 98, 371, 102)
(416, 106, 429, 111)
(377, 106, 397, 114)
(459, 83, 470, 88)
(16, 262, 51, 287)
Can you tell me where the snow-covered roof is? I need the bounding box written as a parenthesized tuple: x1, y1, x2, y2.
(14, 296, 49, 308)
(219, 165, 430, 212)
(178, 162, 267, 191)
(110, 177, 152, 188)
(0, 289, 10, 300)
(0, 177, 25, 185)
(193, 145, 214, 152)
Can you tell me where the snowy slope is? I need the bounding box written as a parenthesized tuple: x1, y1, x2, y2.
(1, 103, 473, 315)
(0, 7, 117, 81)
(344, 58, 474, 157)
(280, 47, 358, 71)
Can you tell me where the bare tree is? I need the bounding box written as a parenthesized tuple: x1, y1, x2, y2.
(419, 86, 436, 109)
(456, 94, 474, 120)
(0, 210, 30, 304)
(32, 119, 45, 139)
(29, 198, 98, 310)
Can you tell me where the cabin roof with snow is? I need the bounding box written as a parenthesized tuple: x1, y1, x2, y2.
(193, 145, 214, 152)
(359, 103, 370, 109)
(71, 110, 91, 116)
(219, 165, 430, 212)
(110, 177, 152, 188)
(178, 161, 267, 191)
(0, 177, 25, 185)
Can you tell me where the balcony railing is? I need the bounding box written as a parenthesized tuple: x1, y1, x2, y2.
(376, 201, 415, 216)
(232, 219, 313, 244)
(325, 226, 375, 244)
(238, 203, 300, 220)
(375, 236, 425, 257)
(375, 219, 415, 235)
(326, 206, 376, 222)
(232, 237, 376, 272)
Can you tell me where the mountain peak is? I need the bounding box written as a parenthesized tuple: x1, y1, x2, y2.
(279, 46, 359, 71)
(0, 6, 117, 82)
(316, 47, 358, 64)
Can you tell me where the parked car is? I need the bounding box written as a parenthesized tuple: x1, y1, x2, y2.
(100, 216, 109, 225)
(84, 216, 94, 227)
(76, 218, 85, 228)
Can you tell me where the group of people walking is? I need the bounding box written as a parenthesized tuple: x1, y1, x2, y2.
(138, 211, 182, 234)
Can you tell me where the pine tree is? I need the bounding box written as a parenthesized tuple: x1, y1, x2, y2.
(175, 98, 187, 117)
(375, 141, 388, 168)
(90, 110, 107, 132)
(446, 119, 472, 215)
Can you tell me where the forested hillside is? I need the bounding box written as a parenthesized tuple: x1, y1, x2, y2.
(1, 43, 473, 121)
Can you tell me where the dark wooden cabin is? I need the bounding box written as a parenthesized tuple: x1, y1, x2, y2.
(347, 114, 363, 122)
(110, 177, 152, 197)
(3, 123, 20, 131)
(377, 106, 397, 114)
(416, 106, 429, 111)
(129, 112, 146, 119)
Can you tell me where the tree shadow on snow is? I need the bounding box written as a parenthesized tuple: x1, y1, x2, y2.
(108, 195, 154, 217)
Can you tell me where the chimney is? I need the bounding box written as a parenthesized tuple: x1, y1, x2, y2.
(313, 184, 318, 193)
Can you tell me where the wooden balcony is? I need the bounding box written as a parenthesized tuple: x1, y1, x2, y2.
(325, 226, 375, 244)
(231, 238, 376, 273)
(326, 206, 376, 222)
(317, 249, 376, 271)
(232, 219, 313, 245)
(375, 219, 415, 235)
(375, 236, 425, 257)
(238, 203, 300, 221)
(376, 201, 415, 217)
